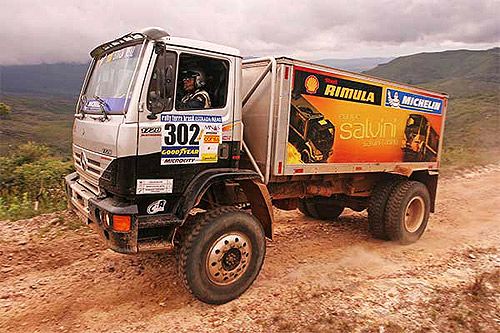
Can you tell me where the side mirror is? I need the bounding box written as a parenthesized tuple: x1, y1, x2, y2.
(148, 67, 166, 116)
(147, 45, 176, 118)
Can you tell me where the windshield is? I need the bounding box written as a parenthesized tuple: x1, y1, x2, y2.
(82, 43, 142, 114)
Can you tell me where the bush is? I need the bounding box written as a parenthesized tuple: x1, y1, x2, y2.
(0, 102, 11, 118)
(0, 142, 74, 220)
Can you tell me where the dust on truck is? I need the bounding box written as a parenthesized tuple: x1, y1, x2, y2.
(65, 28, 448, 304)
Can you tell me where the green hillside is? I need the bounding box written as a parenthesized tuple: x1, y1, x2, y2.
(365, 47, 500, 170)
(0, 63, 87, 97)
(366, 48, 499, 89)
(0, 94, 75, 156)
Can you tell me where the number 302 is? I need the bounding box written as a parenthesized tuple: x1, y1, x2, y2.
(163, 123, 201, 146)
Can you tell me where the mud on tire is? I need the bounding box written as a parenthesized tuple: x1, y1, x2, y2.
(177, 206, 266, 304)
(385, 181, 430, 244)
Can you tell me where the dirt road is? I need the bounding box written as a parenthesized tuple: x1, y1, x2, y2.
(1, 166, 499, 333)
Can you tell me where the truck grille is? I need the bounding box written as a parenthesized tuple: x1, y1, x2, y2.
(73, 145, 113, 195)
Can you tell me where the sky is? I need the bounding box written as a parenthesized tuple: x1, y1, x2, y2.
(0, 0, 498, 65)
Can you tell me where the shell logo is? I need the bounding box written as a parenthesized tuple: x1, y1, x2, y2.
(304, 75, 320, 94)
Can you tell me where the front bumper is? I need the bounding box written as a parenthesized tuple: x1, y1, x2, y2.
(64, 172, 139, 254)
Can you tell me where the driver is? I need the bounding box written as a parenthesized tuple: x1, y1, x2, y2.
(178, 70, 211, 109)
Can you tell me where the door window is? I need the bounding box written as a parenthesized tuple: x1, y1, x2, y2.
(147, 51, 177, 112)
(175, 53, 229, 111)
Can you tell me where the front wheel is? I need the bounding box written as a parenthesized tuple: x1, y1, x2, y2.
(178, 206, 266, 304)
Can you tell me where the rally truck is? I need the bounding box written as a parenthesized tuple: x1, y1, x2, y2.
(65, 27, 448, 304)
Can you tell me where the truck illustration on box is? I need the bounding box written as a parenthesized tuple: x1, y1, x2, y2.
(65, 27, 447, 304)
(288, 96, 334, 163)
(402, 114, 439, 162)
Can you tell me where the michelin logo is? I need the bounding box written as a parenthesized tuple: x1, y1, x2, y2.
(386, 89, 442, 114)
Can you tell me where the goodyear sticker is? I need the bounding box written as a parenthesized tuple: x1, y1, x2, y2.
(386, 88, 443, 114)
(160, 114, 222, 165)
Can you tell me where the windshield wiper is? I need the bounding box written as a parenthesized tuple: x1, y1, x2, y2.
(93, 95, 110, 121)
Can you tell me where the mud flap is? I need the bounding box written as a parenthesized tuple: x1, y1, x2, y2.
(239, 179, 274, 239)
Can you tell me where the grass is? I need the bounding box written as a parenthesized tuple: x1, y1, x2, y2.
(0, 94, 75, 157)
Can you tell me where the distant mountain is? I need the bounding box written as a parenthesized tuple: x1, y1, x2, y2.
(365, 48, 499, 98)
(315, 57, 394, 72)
(0, 57, 393, 97)
(365, 47, 500, 168)
(0, 55, 395, 98)
(0, 63, 88, 97)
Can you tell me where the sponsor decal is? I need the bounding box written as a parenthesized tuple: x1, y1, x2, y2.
(125, 46, 136, 58)
(86, 100, 101, 109)
(140, 127, 161, 137)
(147, 199, 167, 214)
(161, 146, 200, 157)
(101, 148, 112, 156)
(136, 179, 173, 194)
(83, 97, 129, 113)
(293, 68, 382, 106)
(113, 48, 125, 61)
(287, 66, 444, 165)
(201, 153, 217, 161)
(304, 75, 320, 94)
(221, 121, 238, 141)
(204, 134, 221, 144)
(385, 89, 443, 114)
(160, 114, 222, 165)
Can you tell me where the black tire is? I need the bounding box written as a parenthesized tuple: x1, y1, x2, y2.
(298, 198, 344, 221)
(368, 179, 403, 240)
(177, 206, 266, 304)
(385, 181, 430, 244)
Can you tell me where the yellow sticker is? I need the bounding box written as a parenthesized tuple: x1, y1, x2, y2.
(201, 153, 217, 162)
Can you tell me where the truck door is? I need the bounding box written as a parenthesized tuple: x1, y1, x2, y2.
(136, 48, 236, 210)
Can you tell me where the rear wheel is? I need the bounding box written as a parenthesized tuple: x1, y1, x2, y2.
(178, 206, 266, 304)
(385, 181, 430, 244)
(368, 178, 403, 240)
(298, 198, 344, 221)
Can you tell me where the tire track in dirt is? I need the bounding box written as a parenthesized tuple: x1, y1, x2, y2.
(1, 165, 499, 332)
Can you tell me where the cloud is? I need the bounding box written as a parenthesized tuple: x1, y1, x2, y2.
(0, 0, 498, 65)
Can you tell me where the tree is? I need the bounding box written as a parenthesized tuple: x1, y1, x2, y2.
(0, 102, 11, 118)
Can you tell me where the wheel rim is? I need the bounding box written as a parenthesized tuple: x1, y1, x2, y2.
(206, 232, 252, 286)
(404, 196, 425, 233)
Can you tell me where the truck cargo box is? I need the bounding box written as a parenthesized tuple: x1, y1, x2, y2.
(241, 57, 448, 183)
